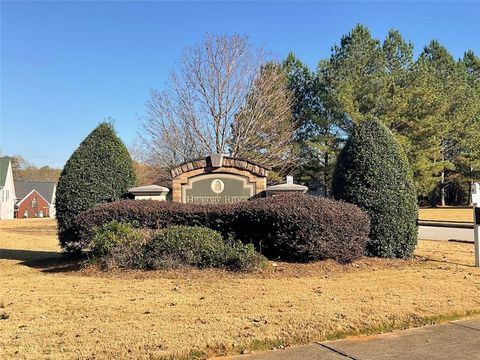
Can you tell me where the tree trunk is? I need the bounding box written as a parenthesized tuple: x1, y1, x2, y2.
(324, 151, 329, 197)
(468, 164, 474, 206)
(440, 141, 446, 207)
(440, 169, 446, 207)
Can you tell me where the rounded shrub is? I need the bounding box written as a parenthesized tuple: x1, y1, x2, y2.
(332, 118, 418, 258)
(142, 225, 266, 271)
(56, 122, 136, 252)
(89, 221, 146, 269)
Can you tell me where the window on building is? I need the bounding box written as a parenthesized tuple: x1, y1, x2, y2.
(31, 197, 38, 208)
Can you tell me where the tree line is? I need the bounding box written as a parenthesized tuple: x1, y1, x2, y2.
(141, 25, 479, 206)
(283, 24, 480, 206)
(10, 155, 62, 183)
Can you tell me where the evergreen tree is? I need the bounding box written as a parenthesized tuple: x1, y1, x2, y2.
(325, 24, 385, 125)
(454, 51, 480, 203)
(282, 53, 344, 194)
(332, 119, 418, 258)
(56, 122, 136, 251)
(416, 41, 470, 205)
(282, 26, 478, 205)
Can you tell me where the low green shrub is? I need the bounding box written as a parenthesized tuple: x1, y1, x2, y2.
(89, 221, 146, 269)
(143, 225, 226, 269)
(223, 239, 266, 272)
(89, 222, 265, 272)
(143, 226, 266, 272)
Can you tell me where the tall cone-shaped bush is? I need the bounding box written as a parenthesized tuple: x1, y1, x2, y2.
(332, 118, 417, 258)
(56, 122, 136, 252)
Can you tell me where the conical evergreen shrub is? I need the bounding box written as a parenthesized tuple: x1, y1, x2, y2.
(332, 118, 418, 258)
(56, 122, 136, 251)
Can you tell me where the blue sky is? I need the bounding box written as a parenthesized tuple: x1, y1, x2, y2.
(1, 1, 479, 168)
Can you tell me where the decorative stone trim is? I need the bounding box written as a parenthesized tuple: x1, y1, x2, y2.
(170, 154, 269, 178)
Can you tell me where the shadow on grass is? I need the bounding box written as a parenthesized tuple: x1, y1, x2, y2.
(0, 248, 83, 273)
(424, 257, 475, 268)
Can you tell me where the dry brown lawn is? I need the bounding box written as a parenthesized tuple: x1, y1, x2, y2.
(418, 207, 474, 222)
(1, 218, 480, 359)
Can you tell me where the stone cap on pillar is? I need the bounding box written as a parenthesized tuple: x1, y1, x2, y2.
(266, 183, 308, 193)
(128, 185, 169, 196)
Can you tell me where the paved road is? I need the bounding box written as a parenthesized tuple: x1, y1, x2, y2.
(223, 318, 480, 359)
(418, 225, 474, 242)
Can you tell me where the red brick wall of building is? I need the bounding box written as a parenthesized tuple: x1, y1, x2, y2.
(16, 190, 50, 218)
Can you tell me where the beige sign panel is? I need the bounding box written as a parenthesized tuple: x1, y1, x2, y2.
(171, 154, 268, 203)
(182, 173, 255, 204)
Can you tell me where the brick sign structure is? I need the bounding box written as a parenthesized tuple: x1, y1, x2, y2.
(170, 154, 268, 204)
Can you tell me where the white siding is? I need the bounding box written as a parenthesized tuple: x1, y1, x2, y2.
(0, 161, 16, 219)
(49, 184, 57, 218)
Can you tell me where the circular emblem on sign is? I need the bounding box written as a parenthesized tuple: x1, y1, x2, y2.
(211, 179, 225, 194)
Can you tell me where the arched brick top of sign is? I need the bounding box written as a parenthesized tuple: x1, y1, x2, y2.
(170, 154, 269, 178)
(170, 154, 269, 203)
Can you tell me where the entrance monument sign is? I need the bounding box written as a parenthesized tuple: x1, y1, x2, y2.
(171, 154, 268, 204)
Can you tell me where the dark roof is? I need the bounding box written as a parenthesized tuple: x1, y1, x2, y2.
(15, 181, 56, 203)
(0, 157, 12, 187)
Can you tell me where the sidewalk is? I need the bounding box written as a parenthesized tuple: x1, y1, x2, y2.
(223, 318, 480, 360)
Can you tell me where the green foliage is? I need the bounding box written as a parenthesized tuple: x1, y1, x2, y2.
(55, 122, 136, 251)
(143, 226, 266, 272)
(88, 223, 266, 272)
(285, 25, 479, 205)
(325, 24, 385, 124)
(332, 119, 418, 258)
(89, 221, 146, 269)
(222, 239, 267, 273)
(282, 53, 345, 194)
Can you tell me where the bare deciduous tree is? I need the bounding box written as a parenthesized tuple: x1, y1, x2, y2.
(230, 64, 297, 177)
(141, 34, 297, 177)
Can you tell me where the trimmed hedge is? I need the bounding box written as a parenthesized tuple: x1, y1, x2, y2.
(229, 195, 370, 262)
(332, 119, 418, 258)
(56, 122, 136, 252)
(75, 193, 370, 263)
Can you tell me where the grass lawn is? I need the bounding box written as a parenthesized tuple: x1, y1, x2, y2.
(418, 207, 474, 222)
(1, 218, 480, 359)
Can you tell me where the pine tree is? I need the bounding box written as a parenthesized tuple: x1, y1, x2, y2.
(455, 51, 480, 203)
(325, 24, 385, 124)
(416, 41, 469, 205)
(56, 122, 136, 251)
(282, 53, 344, 194)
